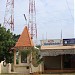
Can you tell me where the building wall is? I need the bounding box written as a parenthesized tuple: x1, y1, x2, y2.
(14, 50, 43, 73)
(0, 63, 1, 73)
(0, 61, 11, 73)
(31, 63, 43, 73)
(14, 50, 30, 73)
(14, 65, 30, 73)
(43, 56, 61, 69)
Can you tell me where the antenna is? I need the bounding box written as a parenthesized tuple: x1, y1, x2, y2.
(23, 14, 27, 25)
(28, 0, 37, 40)
(46, 32, 47, 40)
(61, 29, 62, 39)
(4, 0, 14, 31)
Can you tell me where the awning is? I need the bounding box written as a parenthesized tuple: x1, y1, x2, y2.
(40, 49, 75, 56)
(41, 45, 75, 50)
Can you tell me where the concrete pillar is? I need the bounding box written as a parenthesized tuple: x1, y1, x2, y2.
(61, 55, 63, 70)
(19, 51, 21, 64)
(40, 63, 44, 73)
(0, 63, 1, 73)
(14, 50, 16, 65)
(8, 63, 11, 73)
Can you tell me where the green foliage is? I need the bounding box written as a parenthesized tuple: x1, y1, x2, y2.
(12, 34, 20, 42)
(37, 58, 43, 64)
(32, 47, 43, 67)
(21, 49, 31, 56)
(0, 26, 19, 63)
(20, 49, 31, 63)
(36, 45, 41, 48)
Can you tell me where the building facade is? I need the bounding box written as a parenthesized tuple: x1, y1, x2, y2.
(40, 39, 75, 73)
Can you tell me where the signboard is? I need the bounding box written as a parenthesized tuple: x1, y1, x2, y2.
(63, 39, 75, 46)
(41, 39, 63, 46)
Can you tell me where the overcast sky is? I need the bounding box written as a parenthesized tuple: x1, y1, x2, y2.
(0, 0, 74, 40)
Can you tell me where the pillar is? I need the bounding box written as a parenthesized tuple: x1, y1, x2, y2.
(0, 63, 1, 73)
(14, 50, 16, 65)
(61, 55, 63, 70)
(19, 51, 21, 64)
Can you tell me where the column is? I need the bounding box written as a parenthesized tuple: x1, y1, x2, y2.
(19, 51, 21, 64)
(61, 55, 63, 70)
(14, 50, 16, 65)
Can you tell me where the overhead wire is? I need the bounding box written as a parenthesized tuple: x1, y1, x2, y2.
(66, 0, 74, 21)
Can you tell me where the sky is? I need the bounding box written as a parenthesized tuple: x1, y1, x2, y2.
(0, 0, 74, 41)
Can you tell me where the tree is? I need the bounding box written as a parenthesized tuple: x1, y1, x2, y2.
(31, 46, 43, 67)
(12, 34, 20, 42)
(0, 25, 15, 63)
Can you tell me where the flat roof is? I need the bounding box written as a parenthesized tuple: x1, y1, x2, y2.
(41, 45, 75, 50)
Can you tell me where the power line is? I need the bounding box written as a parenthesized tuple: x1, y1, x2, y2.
(66, 0, 74, 20)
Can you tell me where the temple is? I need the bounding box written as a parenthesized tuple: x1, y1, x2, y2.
(14, 26, 34, 73)
(13, 26, 42, 74)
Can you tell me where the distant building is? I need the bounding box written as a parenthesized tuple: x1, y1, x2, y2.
(40, 39, 75, 73)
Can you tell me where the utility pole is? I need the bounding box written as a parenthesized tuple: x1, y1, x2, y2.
(61, 29, 62, 39)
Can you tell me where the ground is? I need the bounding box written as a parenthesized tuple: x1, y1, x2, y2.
(0, 73, 75, 75)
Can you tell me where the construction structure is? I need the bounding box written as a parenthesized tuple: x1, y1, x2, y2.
(4, 0, 14, 31)
(28, 0, 37, 40)
(4, 0, 37, 42)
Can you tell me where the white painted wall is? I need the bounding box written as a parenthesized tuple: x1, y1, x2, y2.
(0, 63, 1, 73)
(0, 61, 11, 73)
(30, 63, 43, 73)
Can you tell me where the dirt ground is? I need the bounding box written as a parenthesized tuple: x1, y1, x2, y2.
(0, 73, 75, 75)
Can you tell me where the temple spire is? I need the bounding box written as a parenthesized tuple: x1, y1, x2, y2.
(15, 26, 34, 47)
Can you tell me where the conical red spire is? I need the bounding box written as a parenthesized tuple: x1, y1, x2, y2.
(15, 26, 34, 47)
